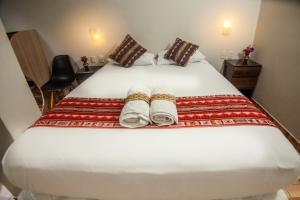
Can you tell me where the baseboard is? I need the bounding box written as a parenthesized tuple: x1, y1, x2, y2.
(251, 98, 300, 152)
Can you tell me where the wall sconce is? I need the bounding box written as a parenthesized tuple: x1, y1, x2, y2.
(222, 20, 232, 36)
(89, 28, 103, 43)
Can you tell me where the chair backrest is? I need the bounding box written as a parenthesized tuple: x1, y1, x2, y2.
(51, 55, 75, 83)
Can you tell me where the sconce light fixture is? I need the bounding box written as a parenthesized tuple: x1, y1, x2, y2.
(89, 28, 102, 43)
(222, 20, 232, 36)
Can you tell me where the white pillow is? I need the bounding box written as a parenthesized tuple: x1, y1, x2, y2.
(133, 52, 155, 66)
(108, 52, 155, 66)
(156, 50, 176, 65)
(157, 49, 206, 65)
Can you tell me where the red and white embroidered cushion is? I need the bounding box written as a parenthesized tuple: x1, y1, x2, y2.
(109, 34, 147, 67)
(164, 38, 199, 66)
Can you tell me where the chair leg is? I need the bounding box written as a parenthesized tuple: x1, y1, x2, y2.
(50, 90, 54, 109)
(63, 88, 68, 96)
(72, 79, 78, 88)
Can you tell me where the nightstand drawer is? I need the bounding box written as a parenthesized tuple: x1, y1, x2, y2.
(233, 66, 261, 77)
(223, 59, 262, 98)
(232, 77, 257, 89)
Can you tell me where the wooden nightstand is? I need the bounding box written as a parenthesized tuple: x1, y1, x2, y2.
(76, 65, 105, 84)
(223, 59, 262, 98)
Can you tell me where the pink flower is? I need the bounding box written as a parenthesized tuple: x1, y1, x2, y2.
(81, 56, 88, 63)
(243, 46, 254, 56)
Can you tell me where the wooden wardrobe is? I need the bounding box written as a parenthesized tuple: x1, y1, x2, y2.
(8, 30, 51, 87)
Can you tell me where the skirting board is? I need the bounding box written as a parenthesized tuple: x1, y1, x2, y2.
(252, 98, 300, 153)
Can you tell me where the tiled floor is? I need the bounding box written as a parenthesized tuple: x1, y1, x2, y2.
(285, 181, 300, 200)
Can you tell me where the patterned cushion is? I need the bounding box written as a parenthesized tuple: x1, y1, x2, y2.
(109, 34, 147, 67)
(164, 38, 199, 66)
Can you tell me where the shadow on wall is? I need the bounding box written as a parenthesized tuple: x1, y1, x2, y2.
(0, 0, 262, 71)
(0, 119, 20, 196)
(38, 32, 56, 71)
(37, 31, 81, 72)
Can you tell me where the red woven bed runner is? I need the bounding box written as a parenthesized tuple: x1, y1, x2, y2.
(31, 95, 276, 129)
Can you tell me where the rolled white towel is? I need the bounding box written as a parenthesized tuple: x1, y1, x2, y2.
(119, 85, 151, 128)
(150, 88, 178, 126)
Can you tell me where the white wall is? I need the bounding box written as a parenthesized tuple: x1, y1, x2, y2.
(0, 18, 41, 139)
(0, 0, 261, 71)
(253, 0, 300, 139)
(0, 119, 19, 195)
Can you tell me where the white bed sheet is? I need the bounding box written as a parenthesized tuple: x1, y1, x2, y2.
(69, 60, 241, 98)
(19, 190, 289, 200)
(2, 61, 300, 200)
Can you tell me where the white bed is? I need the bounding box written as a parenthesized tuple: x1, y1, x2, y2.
(2, 61, 300, 200)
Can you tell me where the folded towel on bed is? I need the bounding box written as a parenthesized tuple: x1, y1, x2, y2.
(150, 88, 178, 126)
(119, 85, 151, 128)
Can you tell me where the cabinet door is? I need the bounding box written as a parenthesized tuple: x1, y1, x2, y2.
(10, 30, 50, 87)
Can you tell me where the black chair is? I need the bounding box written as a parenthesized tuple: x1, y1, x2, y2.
(50, 55, 76, 108)
(51, 55, 75, 89)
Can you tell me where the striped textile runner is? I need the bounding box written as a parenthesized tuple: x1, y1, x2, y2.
(31, 95, 276, 129)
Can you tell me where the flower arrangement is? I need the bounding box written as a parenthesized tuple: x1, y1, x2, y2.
(81, 56, 88, 63)
(80, 56, 89, 71)
(243, 45, 254, 58)
(242, 45, 254, 64)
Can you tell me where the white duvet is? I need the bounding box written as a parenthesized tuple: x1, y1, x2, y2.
(2, 61, 300, 200)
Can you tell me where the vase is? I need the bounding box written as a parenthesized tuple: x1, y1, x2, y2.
(243, 56, 249, 64)
(83, 63, 89, 72)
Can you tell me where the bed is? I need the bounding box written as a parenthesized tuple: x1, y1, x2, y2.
(2, 61, 300, 200)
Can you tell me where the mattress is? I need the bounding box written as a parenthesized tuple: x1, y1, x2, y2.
(19, 190, 289, 200)
(3, 61, 300, 200)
